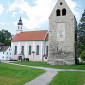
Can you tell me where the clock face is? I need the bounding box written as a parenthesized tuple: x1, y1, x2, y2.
(57, 23, 65, 41)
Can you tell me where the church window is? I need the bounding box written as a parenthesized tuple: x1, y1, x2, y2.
(56, 9, 60, 16)
(46, 46, 48, 55)
(29, 46, 31, 55)
(60, 2, 62, 5)
(21, 46, 24, 55)
(62, 8, 66, 16)
(36, 45, 39, 55)
(14, 46, 17, 55)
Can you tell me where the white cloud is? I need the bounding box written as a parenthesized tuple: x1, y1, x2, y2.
(0, 23, 10, 31)
(12, 12, 17, 17)
(18, 10, 24, 14)
(7, 0, 80, 29)
(0, 22, 6, 25)
(66, 0, 80, 21)
(13, 21, 17, 26)
(0, 4, 4, 15)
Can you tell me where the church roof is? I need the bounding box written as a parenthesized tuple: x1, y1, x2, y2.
(45, 33, 49, 41)
(12, 30, 48, 41)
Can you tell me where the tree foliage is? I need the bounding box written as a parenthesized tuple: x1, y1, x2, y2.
(0, 29, 11, 46)
(76, 10, 85, 57)
(80, 50, 85, 60)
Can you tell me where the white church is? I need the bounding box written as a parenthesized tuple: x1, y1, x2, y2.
(11, 17, 48, 61)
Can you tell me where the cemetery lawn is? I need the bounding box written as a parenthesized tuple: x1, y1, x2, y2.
(13, 61, 85, 70)
(0, 63, 45, 85)
(48, 71, 85, 85)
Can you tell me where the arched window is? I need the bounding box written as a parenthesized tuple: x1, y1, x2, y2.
(56, 9, 60, 16)
(29, 46, 31, 55)
(36, 45, 39, 55)
(62, 8, 66, 16)
(21, 46, 24, 55)
(14, 46, 17, 55)
(46, 46, 48, 55)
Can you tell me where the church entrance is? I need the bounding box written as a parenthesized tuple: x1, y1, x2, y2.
(18, 56, 22, 61)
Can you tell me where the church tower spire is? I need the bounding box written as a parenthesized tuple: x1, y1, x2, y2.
(16, 17, 23, 34)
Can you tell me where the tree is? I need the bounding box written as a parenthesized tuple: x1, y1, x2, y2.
(0, 29, 11, 46)
(80, 50, 85, 60)
(77, 10, 85, 57)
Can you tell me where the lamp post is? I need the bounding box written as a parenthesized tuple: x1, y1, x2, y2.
(31, 51, 35, 59)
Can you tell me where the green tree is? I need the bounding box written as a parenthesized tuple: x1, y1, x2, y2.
(77, 10, 85, 57)
(80, 50, 85, 60)
(0, 29, 11, 46)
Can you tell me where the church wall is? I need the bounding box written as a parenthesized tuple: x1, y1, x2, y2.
(11, 40, 48, 61)
(44, 41, 48, 55)
(26, 41, 43, 61)
(11, 41, 19, 60)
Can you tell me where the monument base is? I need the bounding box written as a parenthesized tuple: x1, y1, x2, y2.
(47, 58, 75, 65)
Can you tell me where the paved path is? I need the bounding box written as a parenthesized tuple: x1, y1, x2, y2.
(2, 61, 85, 85)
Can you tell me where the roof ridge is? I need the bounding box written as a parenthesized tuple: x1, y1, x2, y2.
(21, 30, 48, 33)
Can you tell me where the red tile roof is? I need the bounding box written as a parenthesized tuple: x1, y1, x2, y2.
(45, 33, 48, 41)
(12, 30, 48, 41)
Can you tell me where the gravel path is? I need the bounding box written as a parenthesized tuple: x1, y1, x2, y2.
(2, 61, 85, 85)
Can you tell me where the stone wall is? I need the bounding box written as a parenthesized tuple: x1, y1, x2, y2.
(48, 0, 76, 65)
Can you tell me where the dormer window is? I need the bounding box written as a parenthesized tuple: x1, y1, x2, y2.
(56, 9, 60, 16)
(62, 8, 66, 16)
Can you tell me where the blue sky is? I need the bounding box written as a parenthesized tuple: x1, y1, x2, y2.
(0, 0, 85, 35)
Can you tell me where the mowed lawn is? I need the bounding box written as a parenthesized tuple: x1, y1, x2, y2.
(13, 61, 85, 70)
(13, 62, 85, 85)
(0, 63, 45, 85)
(49, 71, 85, 85)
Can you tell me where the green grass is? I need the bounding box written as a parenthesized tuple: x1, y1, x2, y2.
(13, 61, 85, 70)
(9, 62, 85, 85)
(48, 71, 85, 85)
(0, 63, 45, 85)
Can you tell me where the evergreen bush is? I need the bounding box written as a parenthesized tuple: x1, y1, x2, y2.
(23, 58, 29, 62)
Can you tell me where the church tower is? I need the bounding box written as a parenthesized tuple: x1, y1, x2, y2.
(16, 17, 23, 34)
(48, 0, 77, 65)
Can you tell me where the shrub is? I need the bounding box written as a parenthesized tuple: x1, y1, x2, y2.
(78, 62, 85, 65)
(23, 58, 29, 62)
(80, 50, 85, 60)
